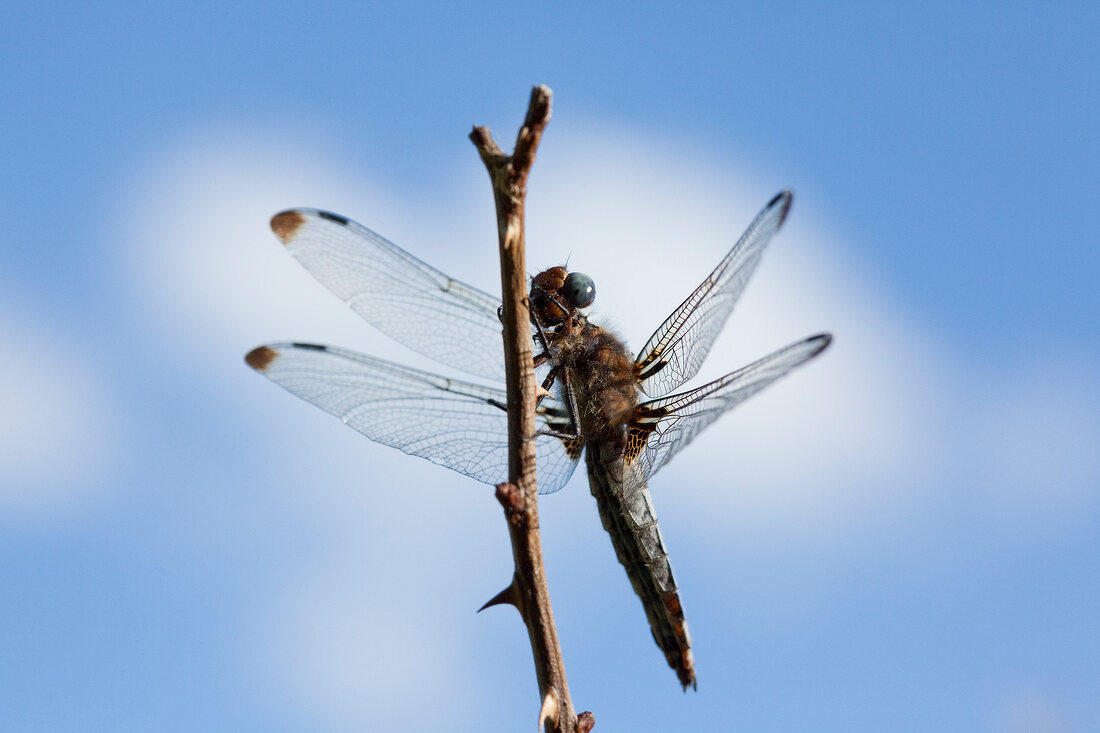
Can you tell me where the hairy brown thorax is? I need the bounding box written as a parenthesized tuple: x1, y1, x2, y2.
(551, 322, 637, 444)
(530, 266, 638, 447)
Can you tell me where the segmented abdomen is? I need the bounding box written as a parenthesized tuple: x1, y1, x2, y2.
(586, 441, 696, 690)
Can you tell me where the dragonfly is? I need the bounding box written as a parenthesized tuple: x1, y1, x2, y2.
(245, 190, 831, 690)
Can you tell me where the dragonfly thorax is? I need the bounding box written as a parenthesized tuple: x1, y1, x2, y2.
(548, 319, 638, 447)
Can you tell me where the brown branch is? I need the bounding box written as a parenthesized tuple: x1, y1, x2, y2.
(471, 86, 591, 733)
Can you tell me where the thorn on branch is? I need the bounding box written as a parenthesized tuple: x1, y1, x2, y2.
(478, 581, 521, 614)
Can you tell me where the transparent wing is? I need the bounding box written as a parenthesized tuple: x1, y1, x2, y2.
(246, 342, 580, 494)
(270, 209, 507, 383)
(624, 334, 831, 493)
(635, 191, 793, 397)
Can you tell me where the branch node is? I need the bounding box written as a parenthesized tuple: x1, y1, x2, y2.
(538, 690, 559, 732)
(495, 481, 526, 516)
(576, 711, 595, 733)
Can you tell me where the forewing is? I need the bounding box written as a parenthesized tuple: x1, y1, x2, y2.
(635, 191, 793, 397)
(625, 334, 831, 492)
(270, 209, 507, 383)
(246, 343, 580, 494)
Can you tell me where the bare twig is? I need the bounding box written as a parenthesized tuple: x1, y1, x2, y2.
(471, 86, 591, 732)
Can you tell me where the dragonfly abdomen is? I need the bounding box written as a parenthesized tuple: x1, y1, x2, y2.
(586, 441, 696, 690)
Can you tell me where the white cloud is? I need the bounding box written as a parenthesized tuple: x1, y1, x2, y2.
(118, 125, 500, 379)
(531, 135, 950, 540)
(122, 120, 1100, 549)
(0, 293, 120, 520)
(118, 125, 519, 720)
(123, 121, 1100, 726)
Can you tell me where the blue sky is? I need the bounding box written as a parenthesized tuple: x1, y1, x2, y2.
(2, 2, 1098, 731)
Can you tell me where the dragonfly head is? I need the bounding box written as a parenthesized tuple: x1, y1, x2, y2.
(530, 266, 596, 327)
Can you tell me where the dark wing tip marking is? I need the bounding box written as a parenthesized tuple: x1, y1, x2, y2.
(290, 342, 327, 351)
(769, 189, 794, 228)
(245, 346, 278, 371)
(317, 210, 349, 226)
(270, 210, 307, 244)
(806, 332, 833, 357)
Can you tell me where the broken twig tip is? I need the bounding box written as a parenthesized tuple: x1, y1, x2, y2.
(527, 85, 553, 122)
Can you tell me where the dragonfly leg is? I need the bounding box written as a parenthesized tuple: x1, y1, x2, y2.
(530, 304, 568, 413)
(558, 367, 582, 439)
(528, 305, 583, 441)
(531, 424, 583, 442)
(534, 364, 563, 409)
(532, 350, 558, 409)
(530, 302, 556, 351)
(490, 367, 565, 416)
(533, 367, 582, 441)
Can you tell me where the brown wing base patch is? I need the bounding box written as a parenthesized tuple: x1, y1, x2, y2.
(562, 436, 585, 461)
(625, 403, 669, 464)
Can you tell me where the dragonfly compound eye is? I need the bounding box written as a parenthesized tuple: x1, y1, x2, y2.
(563, 272, 596, 308)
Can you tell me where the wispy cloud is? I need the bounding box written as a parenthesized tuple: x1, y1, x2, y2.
(121, 122, 1100, 724)
(0, 292, 120, 520)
